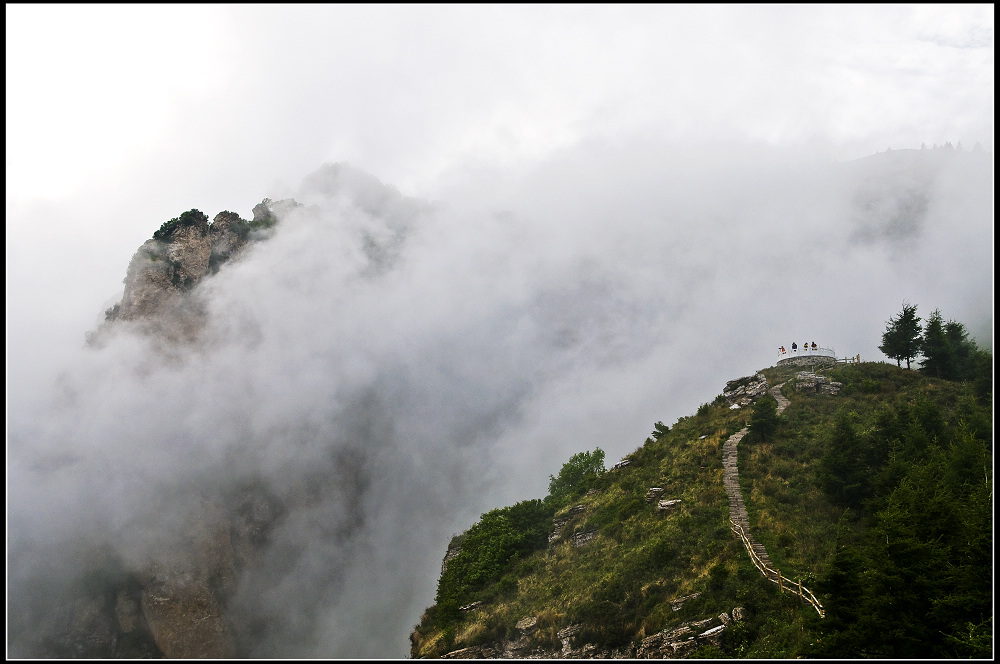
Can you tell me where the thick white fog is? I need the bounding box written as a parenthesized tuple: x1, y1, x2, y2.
(6, 5, 993, 659)
(7, 147, 992, 657)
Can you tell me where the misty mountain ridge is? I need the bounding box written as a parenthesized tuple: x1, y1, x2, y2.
(410, 359, 991, 658)
(7, 147, 992, 658)
(844, 145, 989, 247)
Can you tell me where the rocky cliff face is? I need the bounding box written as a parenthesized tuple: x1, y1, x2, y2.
(21, 484, 284, 658)
(112, 210, 211, 321)
(209, 210, 251, 273)
(93, 206, 278, 347)
(722, 372, 768, 408)
(23, 169, 425, 658)
(42, 203, 292, 658)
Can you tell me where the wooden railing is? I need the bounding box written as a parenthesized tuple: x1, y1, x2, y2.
(729, 519, 825, 618)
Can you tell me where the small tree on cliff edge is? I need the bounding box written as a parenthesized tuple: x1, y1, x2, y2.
(546, 448, 606, 504)
(879, 302, 922, 369)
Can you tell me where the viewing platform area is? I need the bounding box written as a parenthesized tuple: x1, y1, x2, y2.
(776, 345, 838, 367)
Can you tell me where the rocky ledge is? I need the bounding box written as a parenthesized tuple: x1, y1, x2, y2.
(436, 606, 748, 659)
(793, 371, 843, 395)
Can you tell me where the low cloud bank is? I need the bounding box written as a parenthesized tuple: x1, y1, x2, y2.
(7, 145, 992, 657)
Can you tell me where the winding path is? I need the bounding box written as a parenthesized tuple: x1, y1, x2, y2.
(722, 382, 824, 616)
(723, 383, 788, 567)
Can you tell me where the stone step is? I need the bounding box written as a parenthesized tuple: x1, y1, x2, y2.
(723, 380, 797, 604)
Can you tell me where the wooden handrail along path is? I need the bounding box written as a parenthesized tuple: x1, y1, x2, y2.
(722, 381, 825, 618)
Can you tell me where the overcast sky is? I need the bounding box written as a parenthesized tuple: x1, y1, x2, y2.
(6, 4, 993, 347)
(6, 4, 994, 658)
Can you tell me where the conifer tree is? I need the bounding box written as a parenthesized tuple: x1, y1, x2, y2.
(879, 303, 921, 369)
(918, 312, 990, 385)
(747, 394, 779, 442)
(944, 320, 974, 380)
(919, 309, 953, 378)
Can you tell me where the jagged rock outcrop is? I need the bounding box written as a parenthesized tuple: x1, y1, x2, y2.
(656, 498, 682, 512)
(441, 537, 464, 575)
(36, 169, 436, 659)
(92, 201, 295, 348)
(635, 608, 744, 659)
(515, 616, 538, 632)
(113, 211, 211, 323)
(669, 592, 701, 611)
(548, 504, 587, 543)
(794, 371, 843, 394)
(722, 373, 768, 407)
(437, 607, 746, 659)
(208, 210, 251, 272)
(62, 181, 421, 658)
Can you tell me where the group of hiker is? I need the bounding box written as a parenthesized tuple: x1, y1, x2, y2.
(778, 341, 818, 353)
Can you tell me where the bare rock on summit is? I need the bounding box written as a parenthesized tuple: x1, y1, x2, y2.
(95, 206, 273, 347)
(208, 211, 251, 271)
(100, 201, 297, 339)
(115, 239, 184, 321)
(110, 211, 212, 325)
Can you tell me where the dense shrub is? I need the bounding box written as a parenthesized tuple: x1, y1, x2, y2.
(152, 209, 208, 241)
(433, 499, 554, 627)
(746, 395, 780, 443)
(545, 448, 606, 506)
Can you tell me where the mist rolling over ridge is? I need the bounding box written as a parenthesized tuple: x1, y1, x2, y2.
(6, 5, 993, 658)
(7, 145, 992, 657)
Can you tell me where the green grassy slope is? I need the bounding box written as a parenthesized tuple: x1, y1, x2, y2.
(410, 361, 992, 658)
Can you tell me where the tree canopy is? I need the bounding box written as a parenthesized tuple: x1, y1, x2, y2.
(919, 310, 991, 387)
(746, 394, 780, 443)
(879, 302, 922, 369)
(547, 448, 606, 504)
(152, 209, 209, 242)
(879, 303, 991, 400)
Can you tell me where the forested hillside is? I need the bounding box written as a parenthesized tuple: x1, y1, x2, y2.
(410, 360, 992, 658)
